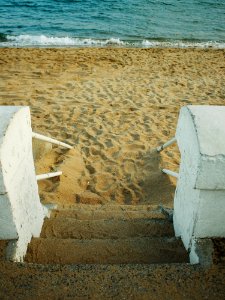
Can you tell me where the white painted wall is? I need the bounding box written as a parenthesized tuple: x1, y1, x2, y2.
(173, 105, 225, 264)
(0, 106, 46, 261)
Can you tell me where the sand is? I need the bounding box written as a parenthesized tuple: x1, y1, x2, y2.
(0, 47, 225, 207)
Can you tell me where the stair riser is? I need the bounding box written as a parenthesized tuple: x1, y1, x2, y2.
(26, 237, 189, 264)
(56, 204, 160, 211)
(41, 219, 174, 239)
(52, 210, 165, 220)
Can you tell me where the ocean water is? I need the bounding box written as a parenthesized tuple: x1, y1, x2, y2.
(0, 0, 225, 48)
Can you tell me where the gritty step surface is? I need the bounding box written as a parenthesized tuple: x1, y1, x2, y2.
(0, 262, 225, 300)
(26, 237, 188, 264)
(41, 218, 174, 239)
(51, 204, 166, 220)
(1, 261, 225, 300)
(56, 204, 161, 210)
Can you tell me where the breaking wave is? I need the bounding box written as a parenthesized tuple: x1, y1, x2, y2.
(1, 34, 225, 49)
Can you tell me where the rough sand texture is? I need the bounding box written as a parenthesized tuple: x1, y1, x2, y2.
(1, 48, 224, 206)
(0, 262, 225, 300)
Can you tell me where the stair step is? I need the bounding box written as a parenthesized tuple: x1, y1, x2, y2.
(57, 204, 161, 211)
(52, 204, 166, 220)
(25, 237, 188, 264)
(41, 218, 174, 239)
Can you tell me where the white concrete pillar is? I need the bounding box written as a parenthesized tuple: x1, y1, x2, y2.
(173, 105, 225, 264)
(0, 106, 46, 261)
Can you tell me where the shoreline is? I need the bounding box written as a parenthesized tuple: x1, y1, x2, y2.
(1, 45, 225, 50)
(1, 35, 225, 49)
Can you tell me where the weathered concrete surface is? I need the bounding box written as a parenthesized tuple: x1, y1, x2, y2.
(1, 261, 225, 300)
(190, 238, 214, 267)
(190, 106, 225, 189)
(174, 105, 225, 264)
(41, 218, 174, 239)
(51, 204, 166, 220)
(25, 203, 187, 265)
(0, 106, 46, 261)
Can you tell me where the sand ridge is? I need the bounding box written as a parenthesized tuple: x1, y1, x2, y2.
(0, 48, 225, 206)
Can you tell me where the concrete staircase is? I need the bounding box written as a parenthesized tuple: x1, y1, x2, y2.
(25, 204, 188, 265)
(1, 204, 225, 299)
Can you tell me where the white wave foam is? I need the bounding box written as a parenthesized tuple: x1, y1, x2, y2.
(7, 34, 78, 46)
(3, 34, 127, 47)
(141, 39, 225, 49)
(1, 34, 225, 49)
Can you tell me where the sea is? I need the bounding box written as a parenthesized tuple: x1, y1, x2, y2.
(0, 0, 225, 48)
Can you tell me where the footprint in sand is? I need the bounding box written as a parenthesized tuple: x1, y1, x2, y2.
(89, 146, 101, 156)
(123, 143, 145, 152)
(123, 160, 136, 175)
(95, 173, 116, 193)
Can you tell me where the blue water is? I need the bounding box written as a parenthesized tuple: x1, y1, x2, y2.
(0, 0, 225, 47)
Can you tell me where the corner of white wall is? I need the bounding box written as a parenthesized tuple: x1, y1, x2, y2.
(173, 105, 225, 265)
(0, 106, 46, 261)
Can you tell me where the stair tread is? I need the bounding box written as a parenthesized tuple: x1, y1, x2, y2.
(56, 204, 161, 210)
(41, 218, 174, 239)
(52, 207, 166, 220)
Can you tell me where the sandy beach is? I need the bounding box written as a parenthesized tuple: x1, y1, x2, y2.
(0, 47, 225, 299)
(0, 47, 225, 207)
